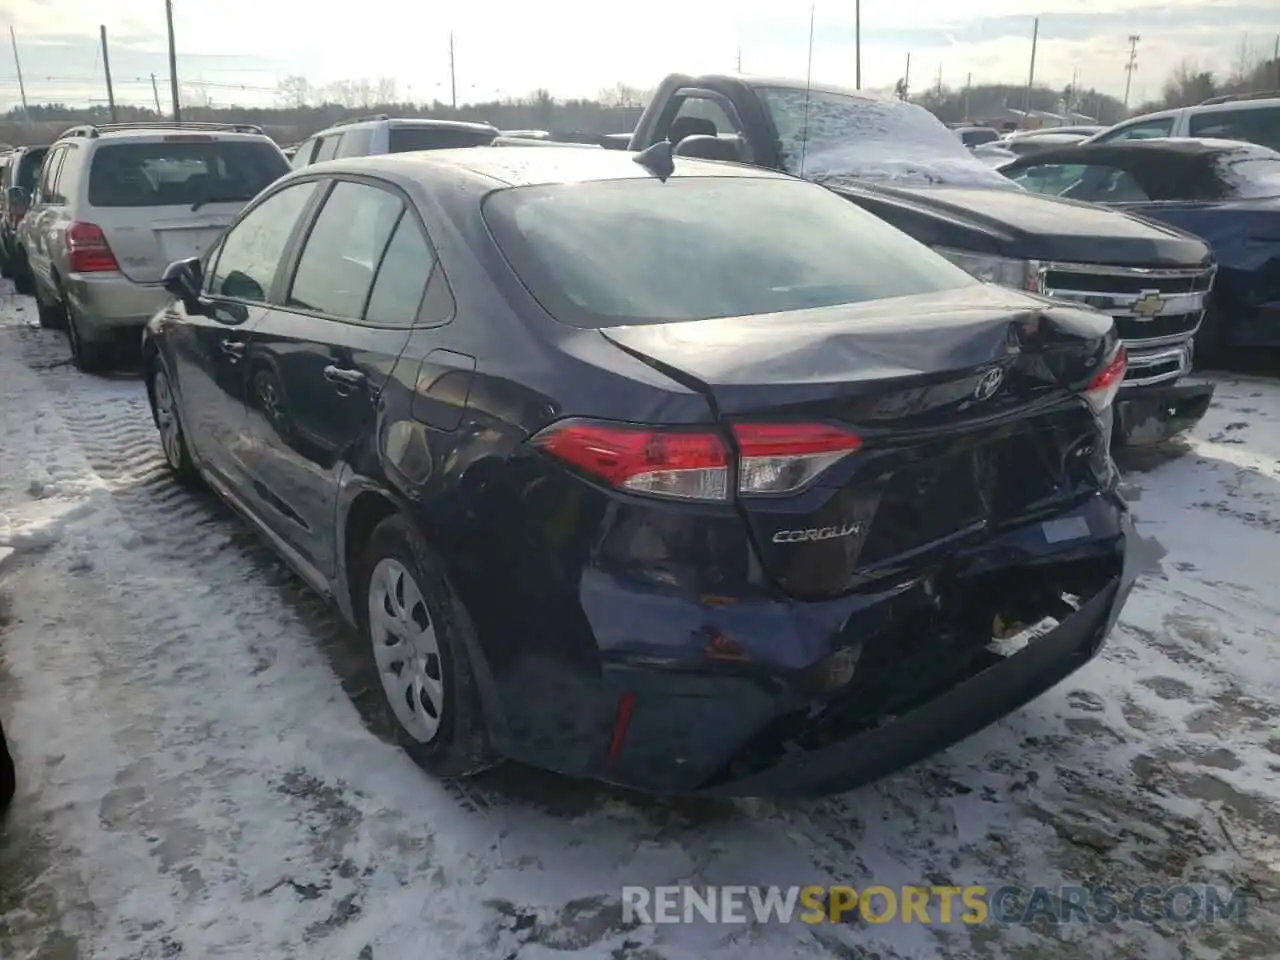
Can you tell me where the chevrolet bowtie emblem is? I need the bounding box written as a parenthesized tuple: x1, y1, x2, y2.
(1131, 291, 1166, 318)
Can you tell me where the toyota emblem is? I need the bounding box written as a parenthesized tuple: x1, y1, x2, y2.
(973, 367, 1003, 401)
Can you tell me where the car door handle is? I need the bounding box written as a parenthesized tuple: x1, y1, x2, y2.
(323, 365, 366, 388)
(220, 339, 245, 361)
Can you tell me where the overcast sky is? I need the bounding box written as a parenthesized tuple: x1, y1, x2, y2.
(1, 0, 1277, 111)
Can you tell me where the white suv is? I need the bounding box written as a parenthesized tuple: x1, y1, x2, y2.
(289, 115, 499, 169)
(1086, 91, 1280, 150)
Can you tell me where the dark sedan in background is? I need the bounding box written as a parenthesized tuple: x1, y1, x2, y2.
(1002, 138, 1280, 354)
(143, 146, 1138, 797)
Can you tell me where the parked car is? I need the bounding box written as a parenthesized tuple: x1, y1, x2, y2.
(0, 143, 47, 292)
(15, 121, 290, 372)
(624, 74, 1219, 446)
(142, 146, 1139, 797)
(289, 115, 499, 169)
(1085, 91, 1280, 151)
(1000, 137, 1280, 355)
(953, 125, 1001, 148)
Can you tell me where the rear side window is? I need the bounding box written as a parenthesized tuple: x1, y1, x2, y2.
(388, 127, 496, 152)
(364, 215, 437, 325)
(87, 140, 289, 208)
(313, 135, 343, 162)
(38, 148, 67, 203)
(1189, 106, 1280, 151)
(336, 127, 374, 157)
(287, 181, 403, 318)
(484, 176, 976, 328)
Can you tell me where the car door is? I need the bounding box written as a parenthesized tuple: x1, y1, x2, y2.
(241, 177, 421, 576)
(23, 145, 67, 288)
(167, 179, 323, 491)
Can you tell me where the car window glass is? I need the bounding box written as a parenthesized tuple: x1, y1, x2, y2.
(669, 95, 754, 163)
(86, 141, 287, 209)
(1211, 152, 1280, 198)
(337, 127, 375, 157)
(314, 135, 343, 162)
(1058, 165, 1149, 202)
(1008, 163, 1088, 194)
(290, 139, 317, 169)
(1188, 106, 1280, 152)
(287, 181, 402, 318)
(17, 149, 48, 194)
(1101, 118, 1174, 142)
(38, 149, 65, 203)
(483, 176, 977, 328)
(364, 214, 438, 325)
(207, 180, 318, 302)
(388, 126, 496, 152)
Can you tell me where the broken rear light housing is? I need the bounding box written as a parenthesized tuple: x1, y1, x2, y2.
(1082, 343, 1127, 414)
(530, 418, 863, 502)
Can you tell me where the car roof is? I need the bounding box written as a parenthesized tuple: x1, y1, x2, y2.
(316, 117, 498, 135)
(314, 145, 794, 188)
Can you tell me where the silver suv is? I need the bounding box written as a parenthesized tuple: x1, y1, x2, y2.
(289, 115, 498, 169)
(17, 121, 290, 371)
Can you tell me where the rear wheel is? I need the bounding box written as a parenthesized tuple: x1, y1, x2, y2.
(32, 275, 66, 331)
(149, 360, 200, 487)
(358, 514, 492, 779)
(64, 296, 110, 374)
(11, 249, 33, 296)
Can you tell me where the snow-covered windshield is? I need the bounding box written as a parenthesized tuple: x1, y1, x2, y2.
(1212, 151, 1280, 199)
(757, 86, 1024, 191)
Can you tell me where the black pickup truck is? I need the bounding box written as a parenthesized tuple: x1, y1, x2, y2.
(621, 74, 1219, 445)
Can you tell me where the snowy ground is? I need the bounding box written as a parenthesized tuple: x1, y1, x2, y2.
(0, 283, 1278, 960)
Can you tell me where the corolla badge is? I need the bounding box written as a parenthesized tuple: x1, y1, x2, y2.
(973, 367, 1004, 401)
(773, 521, 864, 543)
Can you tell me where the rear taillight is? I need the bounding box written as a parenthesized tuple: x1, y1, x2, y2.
(1083, 343, 1127, 414)
(530, 419, 863, 502)
(67, 221, 120, 273)
(732, 422, 862, 495)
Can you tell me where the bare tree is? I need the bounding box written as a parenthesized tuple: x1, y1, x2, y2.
(277, 75, 311, 108)
(1160, 59, 1217, 108)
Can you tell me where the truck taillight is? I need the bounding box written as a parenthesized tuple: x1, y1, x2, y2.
(530, 419, 863, 502)
(67, 222, 120, 273)
(1083, 343, 1127, 414)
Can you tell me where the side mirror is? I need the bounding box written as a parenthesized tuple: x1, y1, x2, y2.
(6, 186, 26, 208)
(162, 257, 205, 313)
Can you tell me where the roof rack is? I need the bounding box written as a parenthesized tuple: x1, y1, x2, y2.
(1198, 89, 1280, 106)
(56, 120, 265, 140)
(330, 114, 390, 128)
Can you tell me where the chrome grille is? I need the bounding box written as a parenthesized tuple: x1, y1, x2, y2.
(1039, 261, 1216, 385)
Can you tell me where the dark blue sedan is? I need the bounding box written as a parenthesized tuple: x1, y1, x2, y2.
(141, 145, 1139, 797)
(1000, 138, 1280, 355)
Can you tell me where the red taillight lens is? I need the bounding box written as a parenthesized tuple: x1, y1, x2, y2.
(530, 420, 730, 501)
(1083, 343, 1127, 414)
(732, 422, 862, 495)
(67, 221, 120, 273)
(531, 419, 863, 502)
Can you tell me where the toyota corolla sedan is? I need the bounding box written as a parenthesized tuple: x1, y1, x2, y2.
(142, 145, 1139, 797)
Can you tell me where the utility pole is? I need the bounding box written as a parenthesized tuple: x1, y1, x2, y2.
(1023, 16, 1039, 116)
(855, 0, 861, 89)
(936, 63, 943, 98)
(8, 26, 30, 123)
(904, 52, 911, 98)
(150, 73, 162, 114)
(963, 72, 971, 120)
(449, 32, 457, 110)
(166, 0, 182, 121)
(100, 26, 118, 121)
(1123, 34, 1140, 109)
(736, 47, 742, 72)
(1273, 34, 1278, 88)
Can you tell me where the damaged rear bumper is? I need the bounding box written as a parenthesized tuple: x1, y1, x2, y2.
(1113, 380, 1215, 447)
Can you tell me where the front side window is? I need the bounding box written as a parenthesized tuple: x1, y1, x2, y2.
(287, 181, 403, 318)
(757, 86, 1020, 190)
(484, 176, 977, 328)
(87, 140, 288, 208)
(1189, 106, 1280, 152)
(207, 180, 318, 302)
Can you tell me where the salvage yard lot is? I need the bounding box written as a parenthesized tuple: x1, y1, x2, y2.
(0, 284, 1278, 960)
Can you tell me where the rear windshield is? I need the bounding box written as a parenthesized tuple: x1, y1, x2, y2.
(87, 140, 289, 208)
(1211, 151, 1280, 199)
(17, 148, 48, 192)
(388, 127, 496, 152)
(483, 176, 976, 328)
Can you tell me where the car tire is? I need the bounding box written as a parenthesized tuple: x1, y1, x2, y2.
(1, 255, 12, 280)
(357, 514, 493, 780)
(11, 249, 34, 296)
(64, 298, 110, 374)
(147, 359, 201, 487)
(32, 276, 67, 331)
(0, 718, 15, 817)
